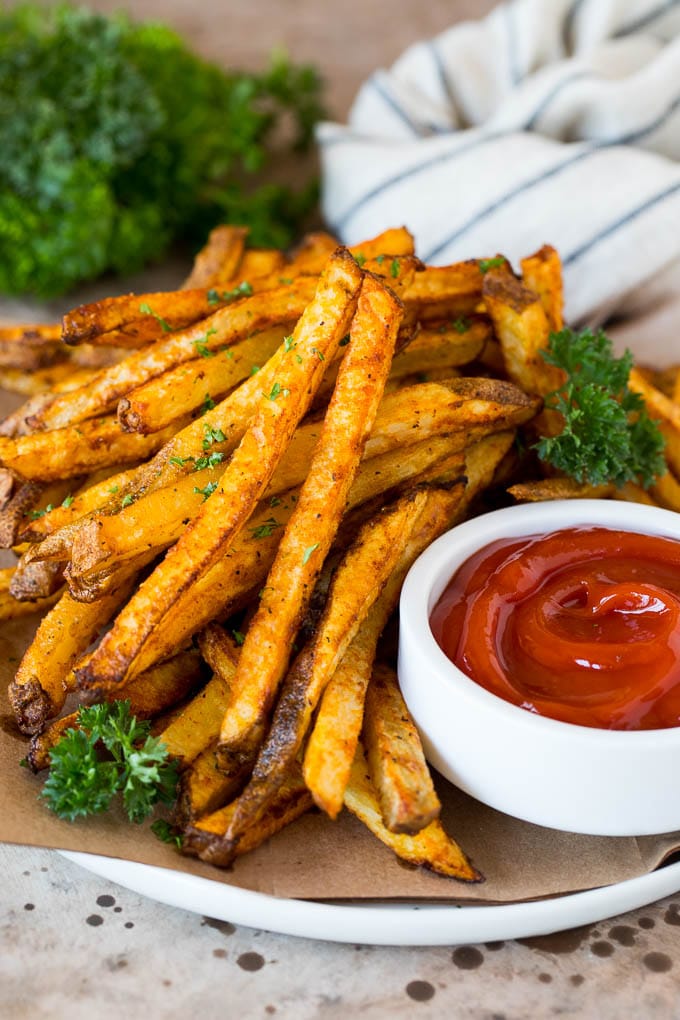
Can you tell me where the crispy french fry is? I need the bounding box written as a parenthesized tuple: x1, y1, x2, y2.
(482, 267, 562, 396)
(0, 324, 63, 370)
(0, 566, 60, 622)
(26, 649, 204, 771)
(0, 481, 56, 548)
(75, 250, 363, 696)
(344, 745, 482, 882)
(10, 555, 63, 600)
(363, 663, 440, 834)
(9, 574, 137, 735)
(175, 742, 250, 824)
(221, 489, 429, 839)
(218, 274, 402, 765)
(520, 245, 564, 334)
(508, 478, 615, 502)
(37, 279, 319, 430)
(389, 318, 490, 379)
(404, 261, 483, 321)
(0, 417, 180, 482)
(117, 328, 285, 434)
(19, 465, 138, 545)
(183, 763, 313, 867)
(628, 367, 680, 480)
(0, 363, 94, 396)
(183, 225, 249, 289)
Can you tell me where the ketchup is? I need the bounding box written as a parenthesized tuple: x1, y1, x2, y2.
(430, 527, 680, 730)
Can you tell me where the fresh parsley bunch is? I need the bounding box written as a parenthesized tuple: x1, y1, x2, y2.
(534, 327, 665, 488)
(0, 4, 324, 297)
(41, 701, 179, 823)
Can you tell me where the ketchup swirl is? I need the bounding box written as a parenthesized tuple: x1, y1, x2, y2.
(430, 527, 680, 730)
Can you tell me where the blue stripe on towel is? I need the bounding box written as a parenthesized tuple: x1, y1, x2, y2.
(524, 70, 597, 131)
(563, 180, 680, 266)
(613, 0, 680, 39)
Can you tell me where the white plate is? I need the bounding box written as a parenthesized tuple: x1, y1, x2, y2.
(60, 851, 680, 946)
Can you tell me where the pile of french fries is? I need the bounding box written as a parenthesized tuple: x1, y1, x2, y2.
(2, 224, 677, 881)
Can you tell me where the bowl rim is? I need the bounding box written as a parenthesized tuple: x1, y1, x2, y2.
(399, 498, 680, 746)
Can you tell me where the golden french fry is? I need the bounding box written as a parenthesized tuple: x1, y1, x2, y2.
(363, 663, 440, 834)
(0, 324, 63, 371)
(508, 478, 615, 502)
(0, 566, 60, 622)
(218, 274, 403, 765)
(19, 465, 138, 545)
(520, 245, 564, 334)
(0, 417, 180, 482)
(221, 489, 430, 837)
(628, 367, 679, 480)
(26, 649, 204, 771)
(344, 744, 482, 882)
(482, 267, 562, 396)
(183, 225, 249, 289)
(75, 250, 363, 696)
(9, 574, 137, 735)
(117, 328, 285, 434)
(37, 279, 319, 430)
(175, 742, 250, 824)
(389, 318, 490, 379)
(183, 763, 313, 867)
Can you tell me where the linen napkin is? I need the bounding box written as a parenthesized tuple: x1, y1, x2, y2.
(320, 0, 680, 325)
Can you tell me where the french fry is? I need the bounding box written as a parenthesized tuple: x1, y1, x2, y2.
(0, 481, 59, 548)
(19, 465, 138, 544)
(117, 327, 285, 434)
(75, 249, 363, 696)
(217, 274, 403, 766)
(344, 745, 482, 882)
(175, 742, 250, 824)
(363, 663, 440, 834)
(0, 566, 60, 622)
(0, 416, 180, 482)
(183, 763, 313, 867)
(628, 366, 680, 480)
(9, 575, 137, 735)
(404, 261, 483, 321)
(520, 245, 564, 334)
(36, 279, 320, 430)
(508, 478, 616, 502)
(10, 555, 64, 601)
(26, 648, 204, 771)
(303, 481, 466, 819)
(183, 225, 249, 289)
(482, 266, 562, 396)
(222, 489, 429, 841)
(0, 363, 94, 396)
(389, 318, 490, 379)
(0, 324, 63, 370)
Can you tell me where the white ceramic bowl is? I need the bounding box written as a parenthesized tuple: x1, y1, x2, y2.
(398, 499, 680, 836)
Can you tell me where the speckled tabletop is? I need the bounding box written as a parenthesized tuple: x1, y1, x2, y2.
(2, 1, 680, 1015)
(2, 844, 680, 1019)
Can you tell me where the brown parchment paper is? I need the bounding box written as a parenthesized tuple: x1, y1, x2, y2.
(1, 281, 680, 905)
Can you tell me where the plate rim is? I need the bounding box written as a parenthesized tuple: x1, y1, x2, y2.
(59, 850, 680, 946)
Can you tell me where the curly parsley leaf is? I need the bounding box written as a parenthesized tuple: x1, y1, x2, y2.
(41, 701, 179, 824)
(534, 328, 665, 488)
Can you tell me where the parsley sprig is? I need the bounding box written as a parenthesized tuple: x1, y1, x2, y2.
(41, 701, 178, 823)
(534, 328, 665, 488)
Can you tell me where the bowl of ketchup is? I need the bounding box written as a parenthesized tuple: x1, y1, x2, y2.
(398, 499, 680, 836)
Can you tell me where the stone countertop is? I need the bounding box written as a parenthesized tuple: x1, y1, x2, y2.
(2, 844, 679, 1019)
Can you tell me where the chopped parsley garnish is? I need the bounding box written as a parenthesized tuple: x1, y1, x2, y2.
(390, 259, 400, 278)
(207, 281, 253, 306)
(311, 347, 325, 361)
(120, 493, 135, 508)
(41, 701, 178, 823)
(452, 317, 470, 334)
(29, 503, 54, 520)
(251, 364, 261, 375)
(203, 424, 226, 449)
(534, 328, 666, 488)
(269, 496, 282, 507)
(193, 327, 217, 358)
(249, 516, 281, 539)
(279, 277, 293, 285)
(61, 494, 74, 509)
(375, 254, 385, 265)
(283, 335, 297, 352)
(232, 630, 246, 646)
(264, 381, 289, 401)
(354, 253, 366, 268)
(193, 451, 224, 471)
(108, 485, 119, 495)
(139, 302, 172, 332)
(150, 819, 183, 848)
(202, 394, 216, 414)
(478, 256, 506, 274)
(194, 481, 218, 501)
(302, 543, 319, 564)
(169, 455, 194, 468)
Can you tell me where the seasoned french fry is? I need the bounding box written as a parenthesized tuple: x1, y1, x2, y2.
(19, 465, 138, 544)
(363, 663, 440, 834)
(520, 245, 564, 334)
(183, 763, 313, 867)
(175, 742, 250, 824)
(37, 279, 320, 430)
(0, 566, 60, 622)
(218, 274, 402, 765)
(628, 366, 680, 480)
(183, 225, 249, 289)
(404, 261, 483, 321)
(0, 417, 180, 482)
(344, 745, 482, 882)
(117, 328, 285, 434)
(9, 574, 137, 734)
(482, 266, 562, 396)
(0, 324, 63, 370)
(10, 555, 64, 600)
(508, 478, 615, 502)
(222, 489, 429, 839)
(26, 649, 204, 771)
(389, 318, 490, 379)
(75, 249, 363, 696)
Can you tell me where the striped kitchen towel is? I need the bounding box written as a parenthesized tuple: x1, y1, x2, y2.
(320, 0, 680, 325)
